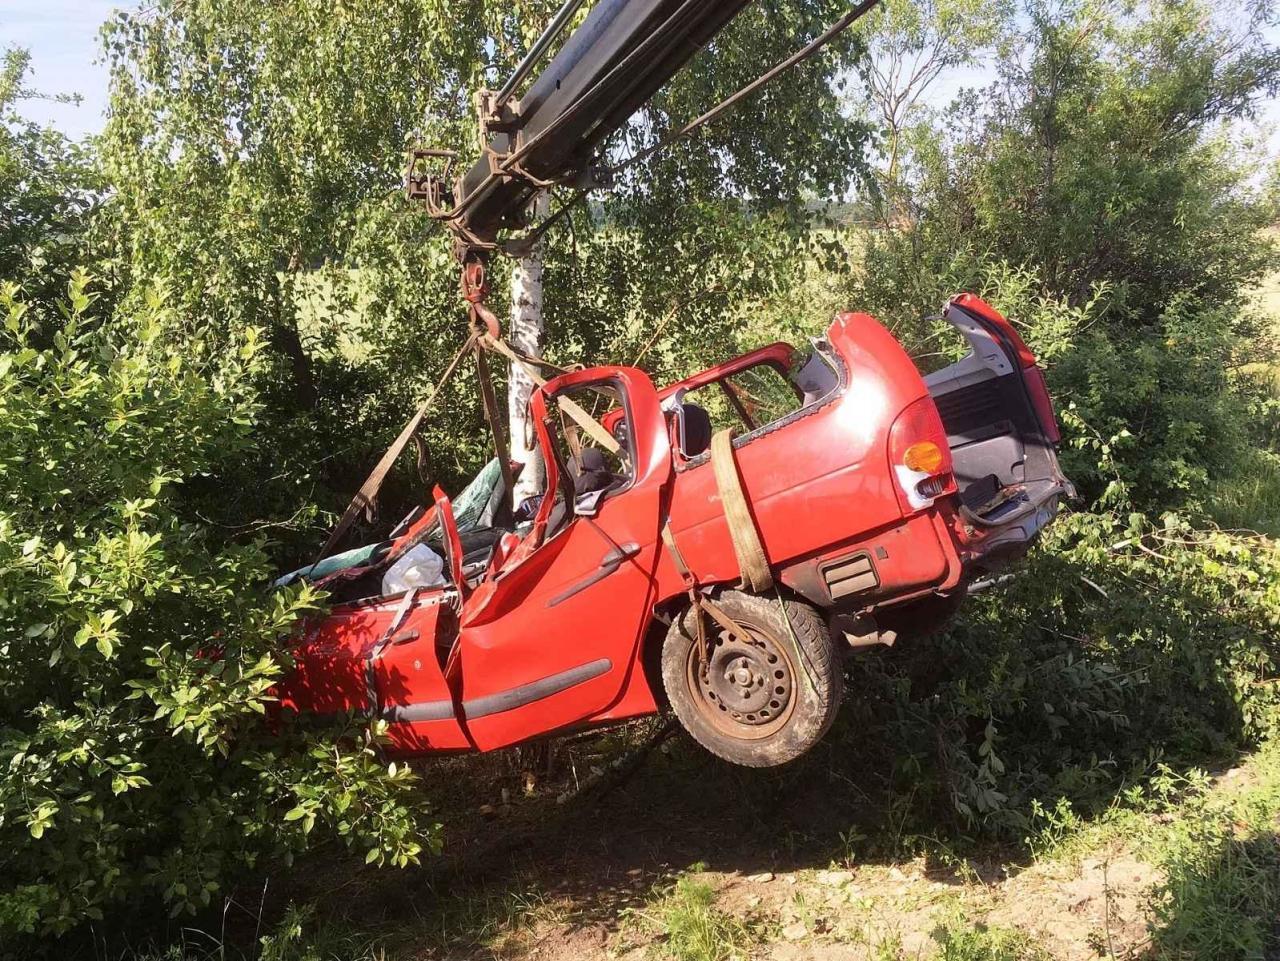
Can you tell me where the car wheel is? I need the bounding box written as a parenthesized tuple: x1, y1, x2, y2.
(661, 590, 842, 768)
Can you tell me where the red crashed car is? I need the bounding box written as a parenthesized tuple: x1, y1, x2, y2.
(277, 294, 1072, 767)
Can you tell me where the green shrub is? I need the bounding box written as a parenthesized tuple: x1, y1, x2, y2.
(838, 506, 1280, 836)
(0, 275, 435, 949)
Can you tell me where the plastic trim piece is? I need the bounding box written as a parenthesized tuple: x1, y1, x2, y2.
(381, 700, 457, 723)
(463, 657, 613, 719)
(379, 657, 614, 724)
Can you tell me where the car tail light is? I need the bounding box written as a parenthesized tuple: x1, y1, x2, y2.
(889, 397, 956, 513)
(903, 441, 945, 474)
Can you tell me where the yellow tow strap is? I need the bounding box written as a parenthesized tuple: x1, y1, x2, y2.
(482, 335, 621, 456)
(709, 428, 773, 593)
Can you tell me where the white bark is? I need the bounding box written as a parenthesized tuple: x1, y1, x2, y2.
(508, 192, 550, 504)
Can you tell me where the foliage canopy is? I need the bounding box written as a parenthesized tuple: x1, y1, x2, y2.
(1, 0, 1280, 953)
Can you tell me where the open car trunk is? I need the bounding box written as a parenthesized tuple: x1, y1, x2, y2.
(924, 295, 1073, 566)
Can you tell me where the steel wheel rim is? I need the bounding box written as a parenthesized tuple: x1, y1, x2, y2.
(684, 613, 796, 740)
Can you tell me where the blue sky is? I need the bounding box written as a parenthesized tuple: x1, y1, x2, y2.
(3, 0, 119, 139)
(3, 0, 1279, 157)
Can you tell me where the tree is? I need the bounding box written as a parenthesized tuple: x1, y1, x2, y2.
(854, 0, 1009, 197)
(97, 0, 878, 556)
(0, 49, 100, 307)
(508, 192, 550, 506)
(854, 0, 1280, 509)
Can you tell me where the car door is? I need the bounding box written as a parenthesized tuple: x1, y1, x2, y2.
(370, 492, 471, 753)
(453, 366, 672, 751)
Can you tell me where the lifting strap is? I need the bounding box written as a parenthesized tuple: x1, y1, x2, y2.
(473, 341, 516, 513)
(709, 428, 774, 593)
(313, 333, 477, 564)
(658, 428, 774, 670)
(661, 520, 751, 660)
(313, 329, 618, 567)
(482, 334, 621, 455)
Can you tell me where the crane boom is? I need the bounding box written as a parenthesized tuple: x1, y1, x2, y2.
(413, 0, 753, 257)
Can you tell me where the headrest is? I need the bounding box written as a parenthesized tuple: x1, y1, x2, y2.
(679, 403, 713, 457)
(578, 447, 607, 473)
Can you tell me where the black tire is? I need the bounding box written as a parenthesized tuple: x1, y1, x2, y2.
(661, 590, 842, 768)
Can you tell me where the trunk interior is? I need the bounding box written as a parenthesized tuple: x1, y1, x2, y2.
(923, 306, 1065, 528)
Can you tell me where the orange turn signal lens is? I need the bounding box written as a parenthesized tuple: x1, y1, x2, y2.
(903, 441, 944, 474)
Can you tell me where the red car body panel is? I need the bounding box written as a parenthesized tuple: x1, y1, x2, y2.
(659, 313, 935, 593)
(277, 298, 1067, 756)
(448, 366, 672, 750)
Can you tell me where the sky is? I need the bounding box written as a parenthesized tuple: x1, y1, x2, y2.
(3, 0, 1279, 156)
(3, 0, 120, 140)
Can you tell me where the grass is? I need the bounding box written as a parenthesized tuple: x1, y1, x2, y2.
(1208, 448, 1280, 535)
(109, 877, 563, 961)
(115, 737, 1280, 961)
(619, 866, 767, 961)
(1252, 228, 1280, 321)
(407, 880, 564, 957)
(1020, 739, 1280, 961)
(255, 903, 389, 961)
(1143, 744, 1280, 960)
(929, 913, 1051, 961)
(1208, 231, 1280, 534)
(106, 903, 392, 961)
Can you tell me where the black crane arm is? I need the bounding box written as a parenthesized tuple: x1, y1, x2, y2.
(414, 0, 753, 256)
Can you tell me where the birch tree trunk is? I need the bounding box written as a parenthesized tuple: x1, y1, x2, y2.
(508, 192, 550, 505)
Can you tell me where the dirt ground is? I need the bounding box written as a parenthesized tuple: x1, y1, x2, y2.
(493, 844, 1161, 961)
(274, 727, 1171, 960)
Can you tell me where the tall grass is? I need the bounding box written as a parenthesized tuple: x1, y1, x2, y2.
(1209, 448, 1280, 535)
(1146, 744, 1280, 959)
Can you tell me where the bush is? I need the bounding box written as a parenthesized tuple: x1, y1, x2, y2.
(0, 275, 435, 948)
(851, 0, 1280, 515)
(833, 506, 1280, 836)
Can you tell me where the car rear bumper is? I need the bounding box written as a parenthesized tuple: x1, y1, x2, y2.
(955, 483, 1067, 573)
